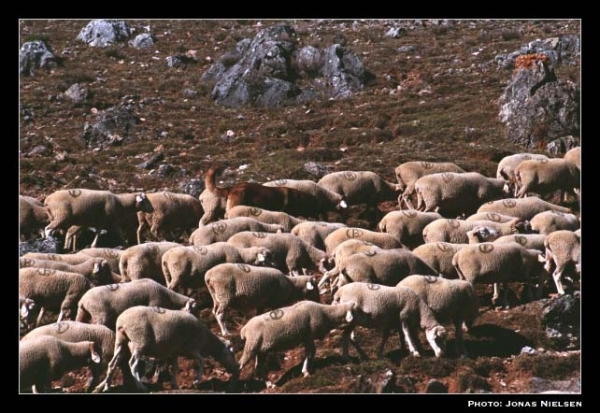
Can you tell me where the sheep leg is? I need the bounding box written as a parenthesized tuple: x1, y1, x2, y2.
(401, 321, 420, 357)
(93, 344, 125, 393)
(35, 306, 45, 327)
(377, 328, 391, 358)
(193, 353, 205, 386)
(552, 267, 566, 296)
(501, 282, 511, 308)
(302, 340, 316, 377)
(238, 348, 257, 378)
(454, 319, 467, 357)
(214, 302, 231, 337)
(129, 351, 149, 391)
(168, 357, 180, 390)
(491, 283, 501, 306)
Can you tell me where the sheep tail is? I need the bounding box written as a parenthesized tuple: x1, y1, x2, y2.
(205, 164, 229, 198)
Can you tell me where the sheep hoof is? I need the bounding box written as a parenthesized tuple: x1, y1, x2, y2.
(410, 351, 421, 358)
(302, 371, 311, 378)
(266, 381, 277, 389)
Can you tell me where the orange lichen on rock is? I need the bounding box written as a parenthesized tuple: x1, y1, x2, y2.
(514, 53, 550, 73)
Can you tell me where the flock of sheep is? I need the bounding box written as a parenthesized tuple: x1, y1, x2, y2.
(18, 146, 581, 393)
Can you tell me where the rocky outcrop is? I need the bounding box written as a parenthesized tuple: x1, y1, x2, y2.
(495, 35, 580, 70)
(19, 41, 58, 76)
(80, 106, 141, 149)
(542, 294, 580, 351)
(76, 20, 131, 47)
(131, 33, 156, 49)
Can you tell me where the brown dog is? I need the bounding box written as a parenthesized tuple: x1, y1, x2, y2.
(205, 164, 325, 219)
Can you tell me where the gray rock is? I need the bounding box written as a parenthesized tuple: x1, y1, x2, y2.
(296, 46, 322, 76)
(322, 44, 368, 99)
(19, 41, 58, 76)
(137, 152, 165, 170)
(80, 106, 141, 149)
(76, 20, 131, 47)
(19, 236, 60, 256)
(166, 55, 197, 68)
(520, 346, 537, 355)
(64, 83, 90, 103)
(384, 27, 406, 38)
(397, 45, 416, 53)
(528, 376, 581, 394)
(303, 162, 333, 178)
(495, 35, 580, 70)
(131, 33, 156, 49)
(425, 379, 448, 393)
(26, 145, 47, 157)
(182, 89, 198, 99)
(545, 136, 579, 155)
(498, 59, 579, 148)
(179, 179, 205, 198)
(542, 294, 580, 350)
(156, 164, 175, 177)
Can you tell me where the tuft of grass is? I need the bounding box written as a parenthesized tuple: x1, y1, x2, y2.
(104, 47, 126, 60)
(512, 354, 580, 381)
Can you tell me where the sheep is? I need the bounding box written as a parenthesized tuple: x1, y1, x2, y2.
(205, 263, 319, 336)
(198, 188, 227, 226)
(19, 256, 119, 286)
(93, 305, 239, 393)
(493, 233, 548, 252)
(75, 278, 197, 330)
(332, 283, 447, 359)
(465, 212, 520, 223)
(496, 153, 549, 196)
(477, 196, 572, 221)
(394, 161, 466, 209)
(161, 243, 274, 292)
(189, 216, 285, 246)
(377, 210, 443, 250)
(20, 296, 39, 332)
(414, 172, 509, 215)
(63, 225, 107, 252)
(118, 241, 181, 284)
(20, 321, 134, 392)
(43, 188, 153, 247)
(136, 191, 203, 244)
(334, 249, 440, 292)
(226, 232, 327, 275)
(412, 242, 470, 279)
(323, 227, 404, 253)
(452, 242, 547, 307)
(317, 170, 401, 208)
(318, 240, 383, 289)
(20, 336, 101, 393)
(290, 221, 347, 251)
(77, 247, 123, 274)
(19, 267, 91, 327)
(205, 164, 328, 219)
(563, 146, 581, 170)
(225, 205, 305, 232)
(238, 300, 358, 380)
(422, 217, 527, 244)
(397, 275, 480, 356)
(514, 158, 580, 202)
(20, 195, 50, 241)
(539, 229, 581, 296)
(263, 178, 348, 216)
(529, 210, 580, 235)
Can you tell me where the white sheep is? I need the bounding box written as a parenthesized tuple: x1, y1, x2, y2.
(136, 191, 203, 244)
(529, 210, 580, 235)
(20, 335, 101, 393)
(225, 205, 305, 232)
(75, 278, 197, 330)
(334, 248, 440, 292)
(19, 256, 119, 286)
(496, 153, 549, 196)
(161, 243, 274, 292)
(20, 321, 132, 392)
(323, 227, 403, 253)
(290, 221, 347, 251)
(332, 282, 447, 359)
(189, 216, 284, 246)
(317, 170, 401, 207)
(477, 196, 572, 221)
(227, 232, 327, 275)
(238, 300, 358, 379)
(20, 195, 50, 241)
(493, 233, 547, 252)
(414, 172, 509, 215)
(563, 146, 581, 170)
(93, 306, 239, 393)
(263, 178, 348, 215)
(539, 229, 581, 296)
(397, 275, 480, 356)
(412, 242, 470, 279)
(514, 158, 580, 202)
(19, 267, 91, 327)
(198, 188, 227, 226)
(318, 239, 382, 289)
(422, 218, 527, 244)
(394, 161, 466, 209)
(78, 247, 124, 274)
(20, 296, 39, 332)
(465, 212, 520, 223)
(43, 188, 152, 247)
(205, 263, 319, 336)
(377, 210, 442, 250)
(118, 241, 181, 284)
(452, 242, 547, 307)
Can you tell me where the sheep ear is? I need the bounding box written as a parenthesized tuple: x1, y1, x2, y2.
(538, 254, 546, 263)
(306, 281, 314, 290)
(20, 304, 29, 318)
(93, 262, 100, 272)
(185, 300, 197, 312)
(345, 309, 354, 323)
(257, 253, 266, 263)
(339, 200, 347, 209)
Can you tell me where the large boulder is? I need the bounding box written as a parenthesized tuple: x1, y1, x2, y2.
(19, 41, 58, 76)
(541, 294, 580, 351)
(80, 106, 141, 149)
(76, 20, 131, 47)
(202, 23, 371, 108)
(498, 54, 580, 148)
(19, 236, 60, 256)
(495, 35, 580, 70)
